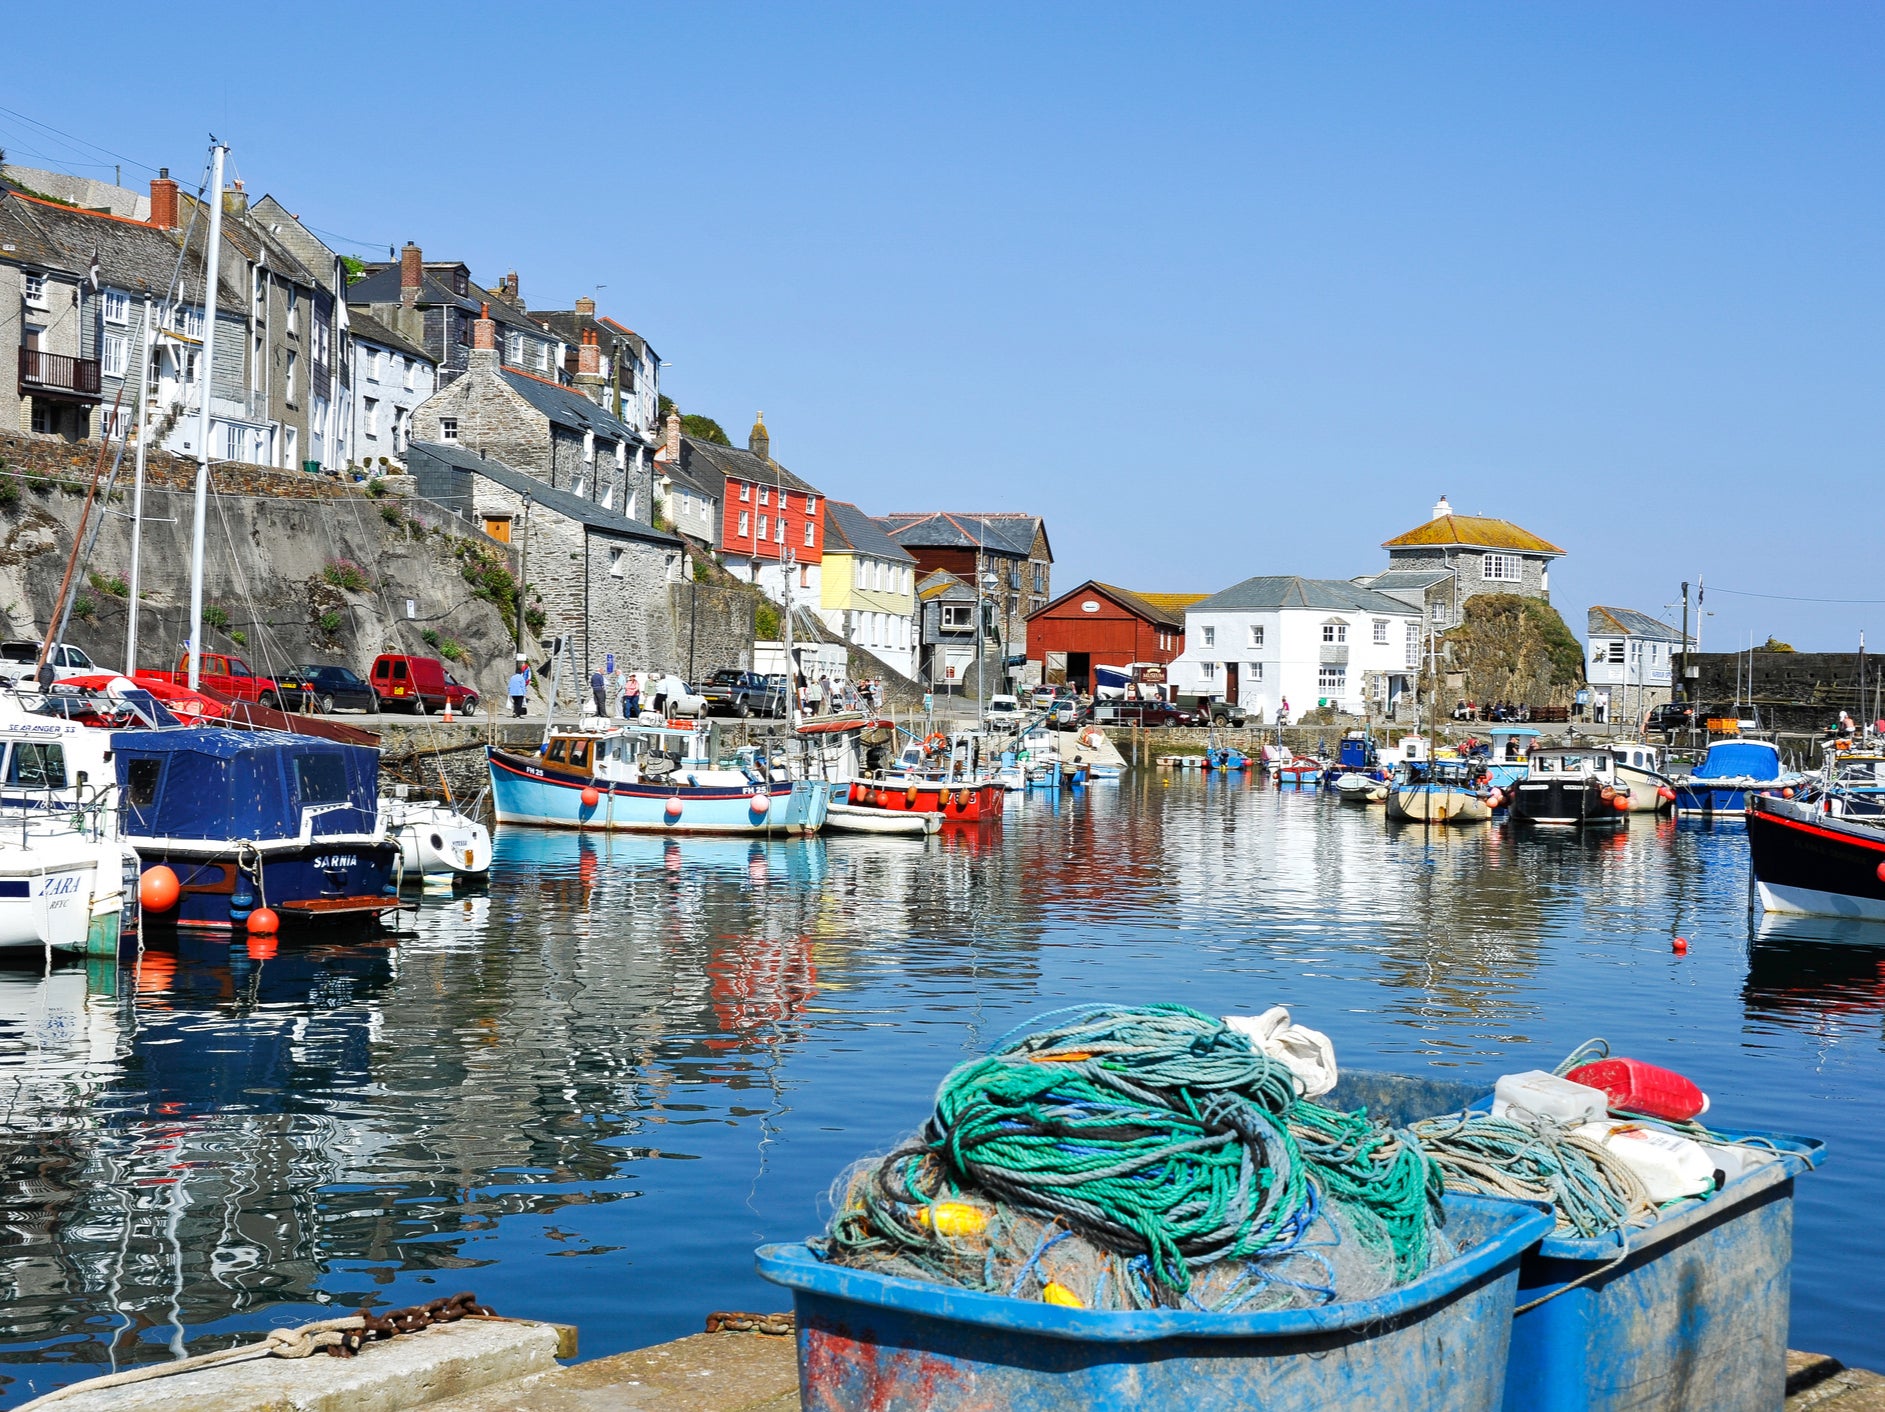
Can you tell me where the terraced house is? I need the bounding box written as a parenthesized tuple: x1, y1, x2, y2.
(878, 511, 1052, 664)
(687, 414, 826, 609)
(818, 501, 917, 677)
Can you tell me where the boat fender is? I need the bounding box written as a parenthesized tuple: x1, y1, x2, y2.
(1657, 786, 1676, 803)
(664, 797, 683, 823)
(906, 785, 919, 807)
(1876, 861, 1885, 885)
(581, 786, 601, 808)
(1613, 794, 1631, 812)
(139, 866, 180, 913)
(1566, 1057, 1709, 1121)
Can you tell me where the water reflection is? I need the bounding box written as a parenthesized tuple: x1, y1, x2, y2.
(1, 779, 1883, 1401)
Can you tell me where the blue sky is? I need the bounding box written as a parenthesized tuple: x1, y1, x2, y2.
(4, 3, 1879, 649)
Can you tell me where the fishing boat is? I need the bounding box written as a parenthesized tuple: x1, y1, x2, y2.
(1481, 727, 1540, 790)
(1334, 772, 1390, 804)
(1507, 742, 1629, 827)
(115, 727, 400, 932)
(380, 791, 493, 887)
(1748, 792, 1885, 921)
(489, 716, 831, 834)
(1607, 739, 1678, 814)
(1670, 737, 1805, 816)
(825, 802, 940, 836)
(1276, 756, 1324, 786)
(848, 771, 1005, 824)
(1385, 758, 1492, 824)
(0, 808, 129, 956)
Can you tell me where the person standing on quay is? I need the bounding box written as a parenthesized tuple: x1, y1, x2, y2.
(624, 672, 641, 720)
(591, 668, 608, 718)
(508, 661, 530, 718)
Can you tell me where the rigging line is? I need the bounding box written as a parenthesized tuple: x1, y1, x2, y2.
(0, 103, 161, 176)
(1701, 586, 1885, 606)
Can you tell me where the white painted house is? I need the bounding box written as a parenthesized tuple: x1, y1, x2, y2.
(1586, 606, 1689, 715)
(1168, 576, 1422, 722)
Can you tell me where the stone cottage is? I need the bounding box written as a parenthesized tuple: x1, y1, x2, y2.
(1358, 496, 1565, 631)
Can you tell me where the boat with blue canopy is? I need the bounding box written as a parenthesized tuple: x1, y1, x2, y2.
(1671, 737, 1806, 816)
(113, 727, 399, 931)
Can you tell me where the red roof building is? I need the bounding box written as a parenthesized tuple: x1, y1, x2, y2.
(1025, 581, 1205, 692)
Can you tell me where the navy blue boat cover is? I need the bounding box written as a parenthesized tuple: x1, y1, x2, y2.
(110, 727, 380, 841)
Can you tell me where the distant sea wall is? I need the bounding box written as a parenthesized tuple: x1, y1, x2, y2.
(1676, 650, 1881, 732)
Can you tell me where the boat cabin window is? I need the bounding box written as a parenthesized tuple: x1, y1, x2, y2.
(291, 752, 350, 804)
(7, 742, 66, 789)
(547, 740, 569, 763)
(124, 758, 162, 808)
(567, 740, 592, 771)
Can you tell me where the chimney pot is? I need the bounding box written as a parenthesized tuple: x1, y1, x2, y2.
(400, 242, 423, 310)
(149, 173, 179, 231)
(501, 271, 519, 301)
(577, 328, 601, 378)
(471, 302, 498, 361)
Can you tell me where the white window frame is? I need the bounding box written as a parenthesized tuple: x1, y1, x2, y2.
(101, 289, 130, 324)
(738, 511, 751, 538)
(1202, 626, 1216, 647)
(1483, 553, 1521, 582)
(1322, 621, 1347, 644)
(368, 348, 384, 382)
(1373, 619, 1389, 644)
(776, 516, 786, 544)
(23, 271, 47, 307)
(440, 417, 458, 443)
(1247, 624, 1264, 648)
(609, 547, 625, 578)
(739, 482, 751, 502)
(285, 286, 299, 337)
(804, 519, 816, 548)
(1249, 661, 1264, 681)
(1318, 663, 1347, 695)
(757, 514, 769, 541)
(101, 333, 128, 379)
(759, 486, 771, 506)
(942, 603, 973, 630)
(1202, 662, 1217, 681)
(285, 351, 297, 403)
(363, 397, 380, 437)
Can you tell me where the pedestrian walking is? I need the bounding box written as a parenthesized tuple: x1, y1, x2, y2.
(508, 659, 529, 718)
(624, 672, 641, 719)
(591, 669, 608, 718)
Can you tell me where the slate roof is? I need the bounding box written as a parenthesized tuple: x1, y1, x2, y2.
(1588, 606, 1689, 643)
(880, 512, 1047, 559)
(661, 438, 723, 503)
(678, 437, 822, 497)
(499, 368, 641, 443)
(824, 501, 914, 563)
(917, 569, 973, 602)
(535, 309, 654, 363)
(1361, 569, 1452, 592)
(1382, 513, 1564, 556)
(247, 195, 338, 290)
(1029, 580, 1200, 629)
(1191, 576, 1421, 616)
(0, 189, 247, 306)
(348, 264, 480, 314)
(406, 441, 681, 546)
(347, 308, 433, 365)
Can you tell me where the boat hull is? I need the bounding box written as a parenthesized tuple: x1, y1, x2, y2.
(1510, 778, 1626, 827)
(1387, 786, 1490, 824)
(1749, 800, 1885, 921)
(848, 779, 1005, 824)
(1613, 761, 1675, 814)
(825, 802, 940, 836)
(132, 844, 400, 933)
(490, 748, 831, 833)
(1674, 780, 1792, 816)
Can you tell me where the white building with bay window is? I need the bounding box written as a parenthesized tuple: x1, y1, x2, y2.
(1168, 576, 1422, 722)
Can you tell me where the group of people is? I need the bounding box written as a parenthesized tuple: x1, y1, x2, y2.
(1451, 699, 1553, 724)
(795, 673, 880, 716)
(502, 656, 889, 722)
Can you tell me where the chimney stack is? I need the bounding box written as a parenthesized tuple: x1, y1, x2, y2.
(149, 169, 178, 230)
(223, 179, 248, 218)
(748, 411, 769, 462)
(470, 302, 498, 370)
(574, 294, 595, 317)
(399, 242, 423, 309)
(501, 271, 520, 305)
(660, 407, 681, 465)
(577, 327, 601, 376)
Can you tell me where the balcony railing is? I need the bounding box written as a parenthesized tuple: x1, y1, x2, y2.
(19, 347, 101, 399)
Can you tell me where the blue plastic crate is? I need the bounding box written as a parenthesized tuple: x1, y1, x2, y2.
(757, 1192, 1553, 1412)
(1324, 1068, 1827, 1412)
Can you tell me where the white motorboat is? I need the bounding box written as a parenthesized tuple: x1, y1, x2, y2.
(824, 802, 941, 836)
(1334, 772, 1389, 804)
(0, 810, 129, 955)
(380, 791, 493, 887)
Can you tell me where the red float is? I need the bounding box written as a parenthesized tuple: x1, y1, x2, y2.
(139, 866, 181, 912)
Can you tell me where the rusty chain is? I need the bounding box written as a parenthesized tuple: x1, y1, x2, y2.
(704, 1310, 796, 1336)
(327, 1291, 497, 1357)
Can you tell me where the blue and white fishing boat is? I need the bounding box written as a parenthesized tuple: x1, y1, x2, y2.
(488, 716, 831, 834)
(1481, 727, 1540, 791)
(114, 727, 400, 932)
(1671, 737, 1806, 816)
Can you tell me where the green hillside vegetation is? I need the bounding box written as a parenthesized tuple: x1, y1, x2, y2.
(1437, 593, 1586, 706)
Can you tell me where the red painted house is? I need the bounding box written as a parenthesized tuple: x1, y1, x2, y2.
(672, 413, 824, 602)
(1025, 581, 1205, 692)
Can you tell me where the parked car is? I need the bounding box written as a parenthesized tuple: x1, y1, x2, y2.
(286, 663, 379, 714)
(648, 673, 707, 718)
(1644, 702, 1695, 733)
(986, 694, 1026, 723)
(1, 640, 103, 685)
(1094, 700, 1199, 728)
(141, 652, 283, 707)
(370, 654, 479, 715)
(1177, 694, 1248, 727)
(1048, 698, 1087, 727)
(1031, 686, 1060, 710)
(699, 669, 784, 718)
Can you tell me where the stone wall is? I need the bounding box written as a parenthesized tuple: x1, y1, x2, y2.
(1677, 650, 1882, 733)
(0, 429, 354, 499)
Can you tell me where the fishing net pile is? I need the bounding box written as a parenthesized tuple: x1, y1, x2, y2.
(818, 1004, 1448, 1313)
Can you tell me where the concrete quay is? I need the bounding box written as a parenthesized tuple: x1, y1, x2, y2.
(33, 1324, 1881, 1411)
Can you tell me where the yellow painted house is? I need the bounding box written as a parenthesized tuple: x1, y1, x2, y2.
(818, 501, 919, 678)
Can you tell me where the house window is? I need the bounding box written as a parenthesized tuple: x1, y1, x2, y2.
(739, 483, 751, 501)
(805, 495, 817, 516)
(30, 403, 53, 434)
(440, 417, 458, 442)
(738, 511, 751, 538)
(286, 287, 299, 336)
(101, 334, 128, 379)
(505, 332, 523, 365)
(1249, 661, 1264, 681)
(171, 305, 203, 338)
(285, 352, 298, 403)
(24, 272, 46, 306)
(363, 397, 379, 436)
(854, 560, 865, 589)
(1483, 553, 1520, 581)
(1202, 662, 1216, 681)
(757, 514, 769, 540)
(1406, 622, 1420, 668)
(609, 547, 625, 578)
(1247, 624, 1264, 648)
(775, 517, 786, 544)
(367, 349, 383, 382)
(943, 603, 972, 630)
(1033, 563, 1044, 593)
(1373, 619, 1389, 644)
(1322, 621, 1347, 643)
(1318, 664, 1347, 695)
(102, 290, 130, 324)
(804, 519, 815, 548)
(759, 486, 771, 505)
(392, 406, 408, 452)
(1431, 601, 1447, 628)
(1202, 626, 1215, 647)
(1606, 641, 1625, 664)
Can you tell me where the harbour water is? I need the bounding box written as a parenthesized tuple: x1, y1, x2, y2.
(1, 773, 1881, 1404)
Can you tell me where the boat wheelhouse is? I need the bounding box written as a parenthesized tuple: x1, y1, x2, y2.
(1481, 727, 1540, 790)
(1608, 739, 1677, 814)
(488, 717, 831, 834)
(1508, 743, 1628, 828)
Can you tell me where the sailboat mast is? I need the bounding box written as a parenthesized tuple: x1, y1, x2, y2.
(186, 141, 228, 692)
(124, 293, 154, 675)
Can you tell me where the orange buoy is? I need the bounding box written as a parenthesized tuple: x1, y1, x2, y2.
(246, 906, 279, 935)
(1613, 794, 1631, 812)
(139, 865, 181, 913)
(906, 785, 918, 807)
(665, 796, 683, 822)
(1875, 861, 1885, 884)
(581, 786, 602, 808)
(1672, 936, 1689, 954)
(1781, 787, 1794, 799)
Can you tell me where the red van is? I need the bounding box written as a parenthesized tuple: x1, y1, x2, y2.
(369, 654, 480, 714)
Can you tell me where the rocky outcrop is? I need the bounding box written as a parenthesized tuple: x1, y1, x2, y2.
(1434, 593, 1585, 708)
